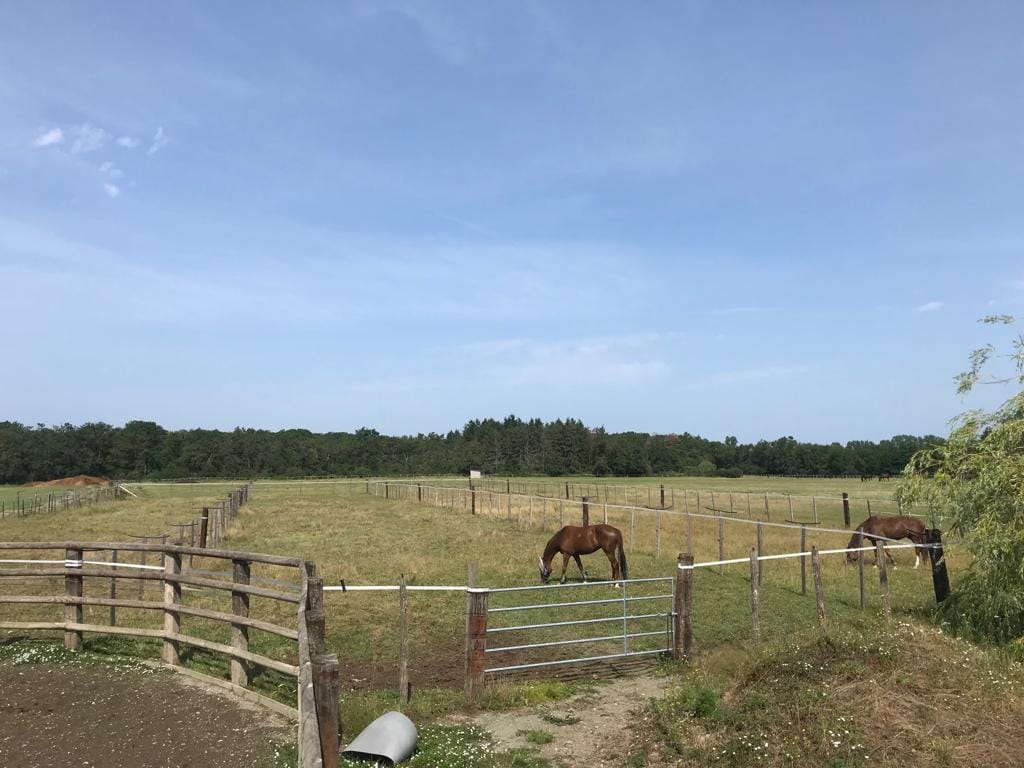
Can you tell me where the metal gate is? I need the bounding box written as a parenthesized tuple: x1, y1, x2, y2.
(482, 576, 676, 677)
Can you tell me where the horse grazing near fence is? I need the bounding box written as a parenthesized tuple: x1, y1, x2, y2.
(846, 515, 928, 568)
(538, 524, 628, 585)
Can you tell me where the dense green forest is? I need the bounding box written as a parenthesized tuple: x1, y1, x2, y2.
(0, 418, 942, 483)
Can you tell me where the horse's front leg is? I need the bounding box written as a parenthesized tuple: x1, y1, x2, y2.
(559, 553, 570, 584)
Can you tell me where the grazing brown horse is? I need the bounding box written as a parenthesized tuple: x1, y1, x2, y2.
(846, 515, 927, 568)
(538, 524, 628, 585)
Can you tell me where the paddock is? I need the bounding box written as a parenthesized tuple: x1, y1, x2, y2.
(0, 476, 956, 762)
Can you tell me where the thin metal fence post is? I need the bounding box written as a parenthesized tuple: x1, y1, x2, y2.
(749, 549, 760, 646)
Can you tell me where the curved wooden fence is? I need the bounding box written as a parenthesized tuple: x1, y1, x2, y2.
(0, 540, 339, 768)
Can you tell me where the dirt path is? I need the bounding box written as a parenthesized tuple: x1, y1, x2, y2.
(0, 662, 292, 768)
(460, 674, 670, 767)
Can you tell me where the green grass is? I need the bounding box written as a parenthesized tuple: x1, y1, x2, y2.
(0, 479, 951, 675)
(632, 620, 1024, 767)
(0, 477, 959, 727)
(521, 729, 553, 745)
(336, 723, 553, 768)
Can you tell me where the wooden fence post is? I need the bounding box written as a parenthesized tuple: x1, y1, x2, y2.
(64, 547, 83, 651)
(471, 490, 476, 515)
(842, 492, 851, 528)
(305, 575, 339, 768)
(465, 564, 487, 699)
(660, 484, 665, 509)
(109, 549, 118, 626)
(675, 553, 694, 658)
(306, 578, 325, 657)
(926, 529, 950, 602)
(811, 547, 826, 629)
(162, 549, 182, 665)
(582, 497, 589, 527)
(231, 558, 251, 687)
(311, 652, 341, 767)
(875, 541, 891, 620)
(749, 549, 760, 646)
(399, 574, 410, 704)
(199, 507, 210, 548)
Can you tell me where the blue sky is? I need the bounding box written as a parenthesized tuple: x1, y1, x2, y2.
(2, 2, 1022, 442)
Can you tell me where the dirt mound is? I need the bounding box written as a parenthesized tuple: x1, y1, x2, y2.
(26, 474, 108, 488)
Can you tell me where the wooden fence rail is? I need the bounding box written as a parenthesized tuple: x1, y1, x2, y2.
(0, 539, 339, 768)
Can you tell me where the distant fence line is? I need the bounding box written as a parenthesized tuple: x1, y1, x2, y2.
(365, 481, 933, 575)
(1, 484, 126, 520)
(466, 477, 918, 519)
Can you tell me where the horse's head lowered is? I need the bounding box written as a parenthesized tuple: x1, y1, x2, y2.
(537, 556, 552, 584)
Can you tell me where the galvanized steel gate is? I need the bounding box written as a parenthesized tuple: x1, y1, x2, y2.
(481, 576, 676, 677)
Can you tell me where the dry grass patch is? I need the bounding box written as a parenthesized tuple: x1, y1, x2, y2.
(635, 621, 1024, 767)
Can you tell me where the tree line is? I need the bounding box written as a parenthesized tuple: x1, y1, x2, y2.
(0, 417, 943, 483)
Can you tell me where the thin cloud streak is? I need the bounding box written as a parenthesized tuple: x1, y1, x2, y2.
(32, 127, 63, 147)
(70, 124, 107, 154)
(147, 126, 169, 156)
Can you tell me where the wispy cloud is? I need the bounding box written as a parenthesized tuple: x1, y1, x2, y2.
(32, 127, 63, 148)
(71, 124, 108, 154)
(917, 301, 943, 312)
(147, 126, 169, 156)
(445, 332, 676, 387)
(711, 306, 780, 316)
(103, 183, 121, 198)
(707, 365, 812, 385)
(116, 136, 140, 148)
(99, 161, 124, 179)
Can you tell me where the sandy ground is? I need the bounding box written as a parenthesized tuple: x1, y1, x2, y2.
(0, 662, 292, 768)
(458, 673, 670, 767)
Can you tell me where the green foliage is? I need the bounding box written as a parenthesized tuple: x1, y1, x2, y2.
(337, 724, 553, 768)
(0, 415, 940, 482)
(898, 315, 1024, 646)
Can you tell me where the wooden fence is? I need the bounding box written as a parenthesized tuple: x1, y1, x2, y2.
(0, 539, 340, 768)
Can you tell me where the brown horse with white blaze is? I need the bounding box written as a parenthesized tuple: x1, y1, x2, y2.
(538, 524, 628, 584)
(846, 515, 928, 568)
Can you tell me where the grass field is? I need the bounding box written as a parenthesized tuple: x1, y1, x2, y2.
(0, 475, 973, 768)
(0, 477, 949, 681)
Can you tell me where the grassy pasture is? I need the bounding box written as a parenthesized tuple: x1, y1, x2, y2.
(0, 477, 957, 739)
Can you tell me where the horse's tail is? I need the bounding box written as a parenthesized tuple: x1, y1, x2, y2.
(618, 540, 628, 581)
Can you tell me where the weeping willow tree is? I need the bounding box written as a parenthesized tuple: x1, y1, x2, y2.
(897, 315, 1024, 646)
